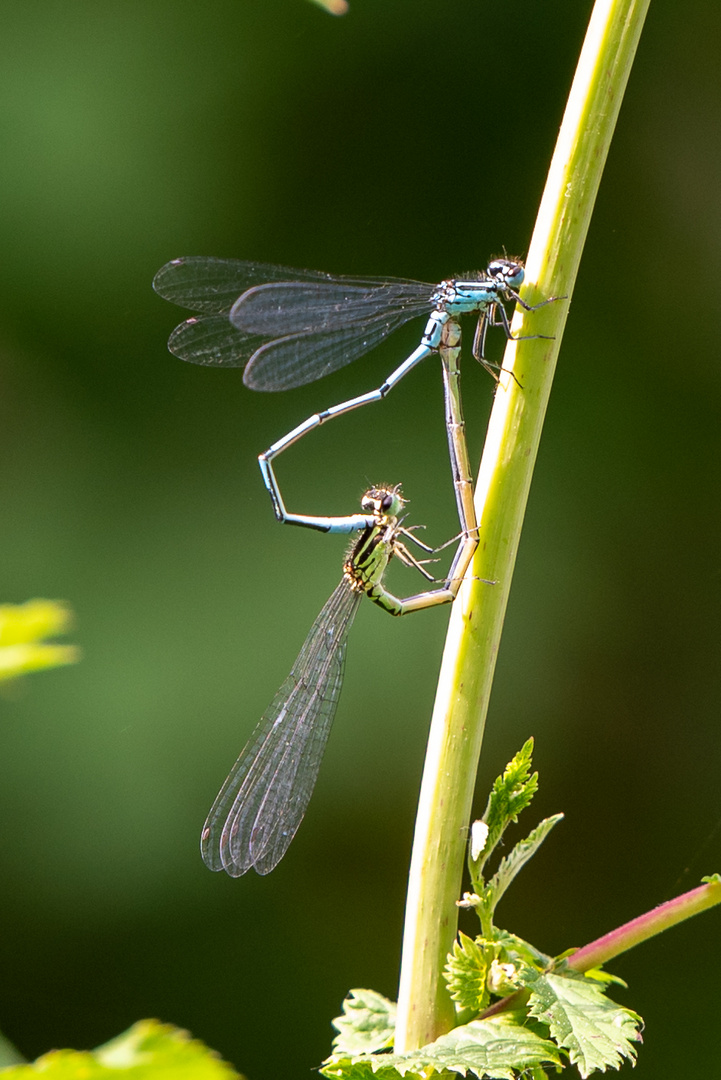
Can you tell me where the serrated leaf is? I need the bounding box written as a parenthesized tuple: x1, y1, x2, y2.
(322, 1061, 410, 1080)
(526, 970, 642, 1078)
(444, 933, 493, 1012)
(332, 990, 397, 1054)
(482, 814, 564, 916)
(473, 741, 538, 880)
(0, 1019, 241, 1078)
(426, 1016, 561, 1077)
(493, 931, 552, 971)
(323, 1013, 560, 1080)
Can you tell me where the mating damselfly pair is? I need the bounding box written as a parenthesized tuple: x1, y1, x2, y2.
(154, 254, 558, 875)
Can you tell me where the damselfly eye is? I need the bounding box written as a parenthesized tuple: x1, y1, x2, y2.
(382, 494, 394, 510)
(506, 264, 525, 288)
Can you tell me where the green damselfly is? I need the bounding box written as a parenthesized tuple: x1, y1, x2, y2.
(201, 484, 472, 876)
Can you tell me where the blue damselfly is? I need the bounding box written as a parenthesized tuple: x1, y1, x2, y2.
(154, 256, 558, 588)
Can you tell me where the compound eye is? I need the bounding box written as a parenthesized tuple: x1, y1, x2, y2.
(381, 493, 394, 510)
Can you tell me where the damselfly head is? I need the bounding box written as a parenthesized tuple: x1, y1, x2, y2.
(487, 258, 525, 291)
(361, 483, 405, 520)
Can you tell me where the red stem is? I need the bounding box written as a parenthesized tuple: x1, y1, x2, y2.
(478, 878, 721, 1021)
(569, 878, 721, 972)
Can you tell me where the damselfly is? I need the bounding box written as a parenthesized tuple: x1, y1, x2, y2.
(154, 256, 558, 590)
(200, 484, 465, 876)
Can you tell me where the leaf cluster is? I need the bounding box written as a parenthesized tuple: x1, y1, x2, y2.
(324, 743, 643, 1079)
(459, 740, 563, 940)
(326, 997, 559, 1080)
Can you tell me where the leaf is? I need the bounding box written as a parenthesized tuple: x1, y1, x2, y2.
(425, 1016, 562, 1077)
(481, 814, 564, 916)
(472, 740, 538, 880)
(0, 1030, 25, 1067)
(580, 967, 628, 990)
(444, 933, 493, 1012)
(332, 990, 397, 1054)
(492, 931, 552, 972)
(0, 643, 79, 683)
(0, 600, 73, 645)
(0, 1019, 241, 1078)
(322, 1013, 561, 1080)
(307, 0, 349, 13)
(321, 1061, 407, 1080)
(525, 970, 642, 1078)
(0, 600, 79, 684)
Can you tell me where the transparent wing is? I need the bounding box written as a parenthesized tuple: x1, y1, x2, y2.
(167, 314, 265, 368)
(167, 302, 430, 384)
(200, 579, 361, 876)
(152, 257, 344, 315)
(243, 307, 426, 390)
(231, 279, 432, 335)
(156, 259, 434, 387)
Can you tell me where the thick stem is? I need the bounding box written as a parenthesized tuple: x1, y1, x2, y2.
(394, 0, 651, 1052)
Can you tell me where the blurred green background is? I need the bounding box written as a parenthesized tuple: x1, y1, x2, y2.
(0, 1, 719, 1076)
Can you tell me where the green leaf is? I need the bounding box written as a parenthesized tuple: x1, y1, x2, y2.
(525, 970, 642, 1078)
(0, 1030, 25, 1067)
(332, 990, 397, 1054)
(0, 600, 73, 645)
(322, 1061, 408, 1080)
(493, 931, 552, 972)
(580, 967, 628, 990)
(472, 740, 538, 880)
(482, 814, 564, 916)
(425, 1015, 561, 1077)
(0, 643, 79, 682)
(0, 600, 79, 683)
(323, 1013, 560, 1080)
(0, 1020, 241, 1078)
(444, 933, 493, 1012)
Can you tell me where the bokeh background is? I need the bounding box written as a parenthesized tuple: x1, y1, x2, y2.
(0, 1, 719, 1077)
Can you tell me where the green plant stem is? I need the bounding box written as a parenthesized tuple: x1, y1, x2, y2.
(394, 0, 651, 1053)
